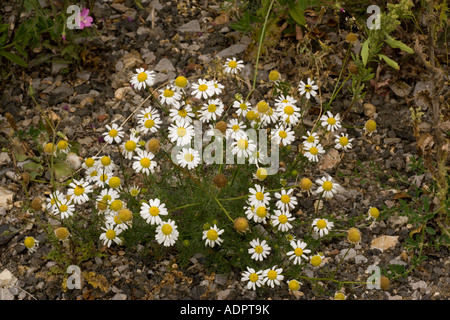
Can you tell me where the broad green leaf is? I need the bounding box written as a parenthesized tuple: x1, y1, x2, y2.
(425, 227, 436, 235)
(22, 161, 44, 179)
(0, 49, 28, 67)
(52, 160, 73, 181)
(289, 6, 306, 26)
(379, 54, 399, 70)
(384, 35, 414, 53)
(361, 39, 369, 66)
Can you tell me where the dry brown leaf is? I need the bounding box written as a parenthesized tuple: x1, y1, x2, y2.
(370, 235, 399, 252)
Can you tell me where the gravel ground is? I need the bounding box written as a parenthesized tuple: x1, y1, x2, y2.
(0, 0, 449, 301)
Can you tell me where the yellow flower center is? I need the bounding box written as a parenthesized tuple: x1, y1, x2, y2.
(284, 106, 294, 115)
(198, 84, 208, 92)
(228, 60, 238, 68)
(280, 195, 290, 204)
(327, 117, 336, 125)
(369, 207, 380, 218)
(24, 237, 35, 248)
(184, 153, 194, 162)
(249, 273, 259, 282)
(90, 170, 98, 177)
(232, 124, 240, 132)
(267, 270, 277, 280)
(145, 119, 155, 129)
(109, 129, 118, 137)
(118, 209, 132, 222)
(307, 135, 315, 143)
(109, 176, 121, 188)
(206, 229, 218, 241)
(311, 255, 322, 267)
(288, 280, 300, 291)
(300, 178, 312, 191)
(85, 158, 95, 168)
(240, 103, 248, 110)
(105, 229, 116, 240)
(178, 109, 187, 117)
(57, 140, 68, 150)
(101, 156, 111, 166)
(137, 72, 147, 82)
(44, 142, 55, 154)
(316, 219, 327, 229)
(177, 127, 186, 137)
(322, 181, 333, 191)
(246, 110, 257, 121)
(110, 200, 123, 212)
(304, 84, 312, 92)
(163, 89, 174, 97)
(254, 245, 263, 254)
(125, 140, 137, 152)
(278, 214, 288, 224)
(256, 206, 267, 218)
(237, 139, 249, 150)
(279, 130, 287, 139)
(294, 247, 304, 256)
(257, 101, 269, 114)
(269, 70, 280, 81)
(339, 136, 349, 146)
(140, 158, 151, 168)
(256, 168, 267, 181)
(175, 76, 188, 88)
(255, 192, 264, 201)
(365, 120, 377, 132)
(149, 206, 160, 216)
(59, 204, 68, 212)
(74, 186, 84, 196)
(309, 147, 319, 155)
(161, 224, 172, 235)
(207, 104, 217, 113)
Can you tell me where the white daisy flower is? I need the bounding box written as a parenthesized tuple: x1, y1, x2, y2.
(67, 179, 92, 205)
(312, 218, 334, 238)
(138, 115, 162, 135)
(56, 140, 71, 154)
(155, 219, 179, 247)
(97, 155, 116, 172)
(315, 174, 340, 199)
(191, 79, 214, 100)
(81, 156, 98, 171)
(209, 79, 224, 95)
(169, 102, 195, 124)
(132, 150, 157, 175)
(274, 94, 297, 108)
(96, 188, 120, 211)
(226, 119, 247, 140)
(24, 236, 39, 253)
(260, 106, 279, 126)
(100, 223, 123, 247)
(199, 98, 224, 123)
(93, 170, 113, 188)
(286, 240, 311, 265)
(168, 119, 195, 146)
(140, 198, 168, 225)
(46, 190, 65, 212)
(302, 131, 320, 147)
(262, 266, 284, 288)
(203, 224, 224, 248)
(176, 147, 201, 170)
(120, 132, 141, 160)
(103, 123, 125, 144)
(245, 203, 269, 223)
(52, 197, 75, 219)
(298, 78, 319, 100)
(84, 166, 100, 184)
(248, 149, 267, 166)
(273, 126, 295, 146)
(231, 137, 257, 158)
(334, 133, 354, 151)
(137, 106, 160, 122)
(233, 99, 250, 117)
(241, 267, 263, 291)
(159, 86, 182, 106)
(223, 57, 244, 74)
(270, 210, 295, 232)
(172, 76, 189, 93)
(274, 188, 298, 212)
(248, 184, 271, 207)
(105, 213, 130, 231)
(303, 143, 325, 162)
(367, 207, 380, 221)
(131, 68, 155, 91)
(248, 238, 271, 261)
(128, 184, 141, 197)
(277, 103, 301, 126)
(320, 111, 342, 132)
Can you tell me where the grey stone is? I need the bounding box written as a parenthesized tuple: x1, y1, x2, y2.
(339, 248, 357, 261)
(51, 62, 69, 75)
(216, 289, 236, 300)
(216, 43, 248, 58)
(355, 255, 368, 264)
(410, 280, 427, 290)
(111, 293, 127, 300)
(0, 287, 14, 300)
(0, 269, 17, 287)
(215, 274, 228, 286)
(150, 0, 163, 11)
(154, 58, 176, 73)
(178, 20, 201, 33)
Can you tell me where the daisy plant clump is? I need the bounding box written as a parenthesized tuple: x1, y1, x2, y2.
(26, 54, 378, 296)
